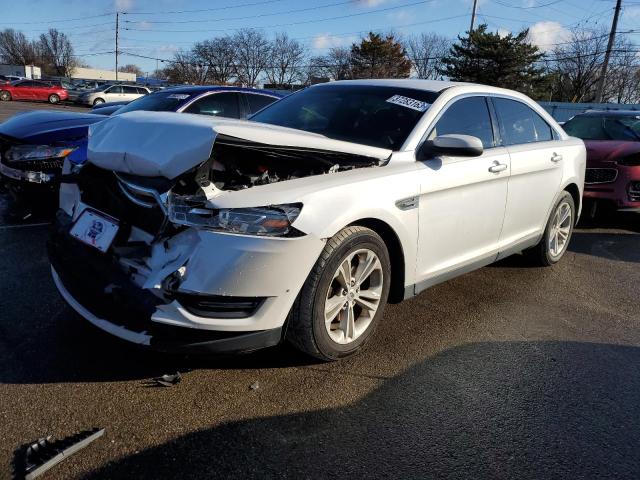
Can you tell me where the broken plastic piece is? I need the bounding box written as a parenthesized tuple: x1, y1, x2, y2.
(249, 381, 260, 391)
(15, 428, 105, 480)
(153, 372, 182, 387)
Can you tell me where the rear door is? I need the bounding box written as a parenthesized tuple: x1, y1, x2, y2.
(31, 81, 49, 101)
(491, 97, 565, 251)
(122, 85, 141, 101)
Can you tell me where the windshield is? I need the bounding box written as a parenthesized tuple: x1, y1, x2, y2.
(115, 91, 195, 114)
(251, 84, 439, 150)
(563, 115, 640, 141)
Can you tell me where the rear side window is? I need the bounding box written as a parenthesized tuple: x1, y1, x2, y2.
(184, 92, 240, 118)
(428, 96, 495, 148)
(245, 93, 278, 114)
(136, 87, 148, 94)
(493, 98, 554, 145)
(123, 86, 139, 94)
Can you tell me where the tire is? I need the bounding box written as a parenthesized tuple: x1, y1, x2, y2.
(0, 91, 11, 101)
(93, 98, 105, 106)
(48, 94, 60, 104)
(524, 191, 575, 266)
(286, 226, 391, 361)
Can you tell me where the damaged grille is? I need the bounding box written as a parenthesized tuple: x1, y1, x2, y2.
(77, 164, 173, 238)
(585, 168, 618, 184)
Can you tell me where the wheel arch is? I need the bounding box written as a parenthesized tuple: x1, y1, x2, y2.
(347, 217, 406, 304)
(563, 182, 581, 223)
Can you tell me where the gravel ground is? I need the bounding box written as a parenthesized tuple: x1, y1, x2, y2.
(1, 101, 640, 479)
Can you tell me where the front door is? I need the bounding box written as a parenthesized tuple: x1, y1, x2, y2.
(414, 95, 509, 291)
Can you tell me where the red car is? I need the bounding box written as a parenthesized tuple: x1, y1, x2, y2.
(0, 80, 68, 104)
(563, 110, 640, 215)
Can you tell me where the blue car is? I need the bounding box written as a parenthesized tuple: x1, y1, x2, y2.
(0, 86, 283, 202)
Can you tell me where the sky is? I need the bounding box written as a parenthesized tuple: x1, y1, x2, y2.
(2, 0, 640, 75)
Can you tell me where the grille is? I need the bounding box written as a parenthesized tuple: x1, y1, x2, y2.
(4, 158, 63, 172)
(585, 168, 618, 184)
(77, 164, 171, 238)
(629, 181, 640, 202)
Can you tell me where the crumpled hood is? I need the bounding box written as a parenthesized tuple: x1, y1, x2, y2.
(0, 110, 105, 141)
(87, 111, 392, 179)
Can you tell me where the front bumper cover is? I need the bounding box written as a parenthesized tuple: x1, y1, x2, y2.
(48, 211, 284, 354)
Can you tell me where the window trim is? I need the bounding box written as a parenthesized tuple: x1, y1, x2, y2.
(420, 93, 499, 153)
(488, 94, 561, 146)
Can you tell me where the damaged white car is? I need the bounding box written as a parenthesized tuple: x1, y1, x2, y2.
(49, 80, 585, 360)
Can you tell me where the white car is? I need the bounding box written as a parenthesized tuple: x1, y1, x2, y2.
(50, 79, 585, 360)
(76, 84, 150, 106)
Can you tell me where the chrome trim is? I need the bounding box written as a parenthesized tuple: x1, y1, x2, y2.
(585, 167, 618, 185)
(395, 196, 419, 210)
(115, 174, 168, 214)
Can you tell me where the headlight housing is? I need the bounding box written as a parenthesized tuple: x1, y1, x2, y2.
(5, 145, 77, 163)
(168, 193, 302, 237)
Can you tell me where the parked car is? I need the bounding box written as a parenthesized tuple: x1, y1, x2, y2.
(562, 110, 640, 215)
(48, 79, 585, 360)
(0, 74, 10, 84)
(0, 86, 282, 205)
(75, 84, 151, 106)
(0, 80, 68, 104)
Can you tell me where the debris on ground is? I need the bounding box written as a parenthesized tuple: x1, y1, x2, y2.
(152, 372, 182, 387)
(249, 381, 260, 391)
(14, 428, 105, 479)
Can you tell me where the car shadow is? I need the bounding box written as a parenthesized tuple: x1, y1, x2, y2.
(569, 231, 640, 263)
(83, 340, 640, 479)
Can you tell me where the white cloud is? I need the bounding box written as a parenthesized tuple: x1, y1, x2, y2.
(312, 33, 358, 49)
(356, 0, 386, 7)
(497, 28, 510, 38)
(115, 0, 133, 11)
(527, 21, 571, 51)
(623, 5, 640, 20)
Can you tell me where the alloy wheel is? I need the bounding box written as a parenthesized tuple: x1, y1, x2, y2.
(548, 201, 572, 258)
(324, 248, 384, 345)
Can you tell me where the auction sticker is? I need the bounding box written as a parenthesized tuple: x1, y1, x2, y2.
(386, 95, 430, 112)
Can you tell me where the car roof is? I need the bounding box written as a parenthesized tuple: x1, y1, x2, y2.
(315, 79, 473, 92)
(160, 85, 284, 96)
(579, 110, 640, 117)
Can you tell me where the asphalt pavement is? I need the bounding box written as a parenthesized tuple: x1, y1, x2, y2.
(1, 101, 640, 479)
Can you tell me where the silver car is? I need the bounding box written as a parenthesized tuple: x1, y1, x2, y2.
(76, 84, 150, 106)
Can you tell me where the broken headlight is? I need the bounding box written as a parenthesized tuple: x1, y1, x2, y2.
(5, 145, 77, 163)
(167, 193, 302, 237)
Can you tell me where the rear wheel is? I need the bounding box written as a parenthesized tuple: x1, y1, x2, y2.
(48, 94, 60, 104)
(0, 91, 11, 101)
(286, 226, 391, 361)
(93, 98, 105, 106)
(525, 191, 575, 266)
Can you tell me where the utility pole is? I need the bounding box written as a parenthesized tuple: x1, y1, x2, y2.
(594, 0, 622, 103)
(469, 0, 478, 35)
(115, 12, 119, 81)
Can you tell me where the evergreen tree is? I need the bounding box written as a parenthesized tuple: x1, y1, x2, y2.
(350, 33, 412, 79)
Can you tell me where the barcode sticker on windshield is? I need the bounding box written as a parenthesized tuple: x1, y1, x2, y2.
(167, 94, 190, 99)
(386, 95, 430, 112)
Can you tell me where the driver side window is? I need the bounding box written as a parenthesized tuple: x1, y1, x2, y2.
(428, 96, 495, 149)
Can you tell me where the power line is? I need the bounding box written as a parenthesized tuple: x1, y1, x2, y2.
(0, 12, 113, 25)
(122, 0, 287, 16)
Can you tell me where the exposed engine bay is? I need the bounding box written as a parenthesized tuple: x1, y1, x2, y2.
(173, 134, 388, 195)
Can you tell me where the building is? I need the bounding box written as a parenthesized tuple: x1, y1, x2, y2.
(70, 67, 135, 82)
(0, 64, 41, 79)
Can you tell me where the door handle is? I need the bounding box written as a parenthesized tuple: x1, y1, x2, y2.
(488, 161, 508, 173)
(551, 153, 563, 163)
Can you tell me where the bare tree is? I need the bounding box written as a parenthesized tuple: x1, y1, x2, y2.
(163, 50, 208, 84)
(118, 64, 143, 76)
(233, 28, 270, 87)
(307, 47, 352, 82)
(602, 37, 640, 103)
(546, 29, 608, 102)
(264, 33, 306, 87)
(37, 29, 77, 76)
(0, 29, 38, 65)
(193, 37, 237, 84)
(405, 33, 450, 79)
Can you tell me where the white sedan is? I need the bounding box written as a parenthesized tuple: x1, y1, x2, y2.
(50, 79, 585, 360)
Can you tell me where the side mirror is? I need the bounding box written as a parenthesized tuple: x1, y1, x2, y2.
(420, 134, 484, 159)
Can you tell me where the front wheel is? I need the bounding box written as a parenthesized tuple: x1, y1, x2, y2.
(286, 226, 391, 361)
(48, 94, 60, 104)
(0, 91, 11, 101)
(93, 98, 105, 106)
(525, 191, 575, 266)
